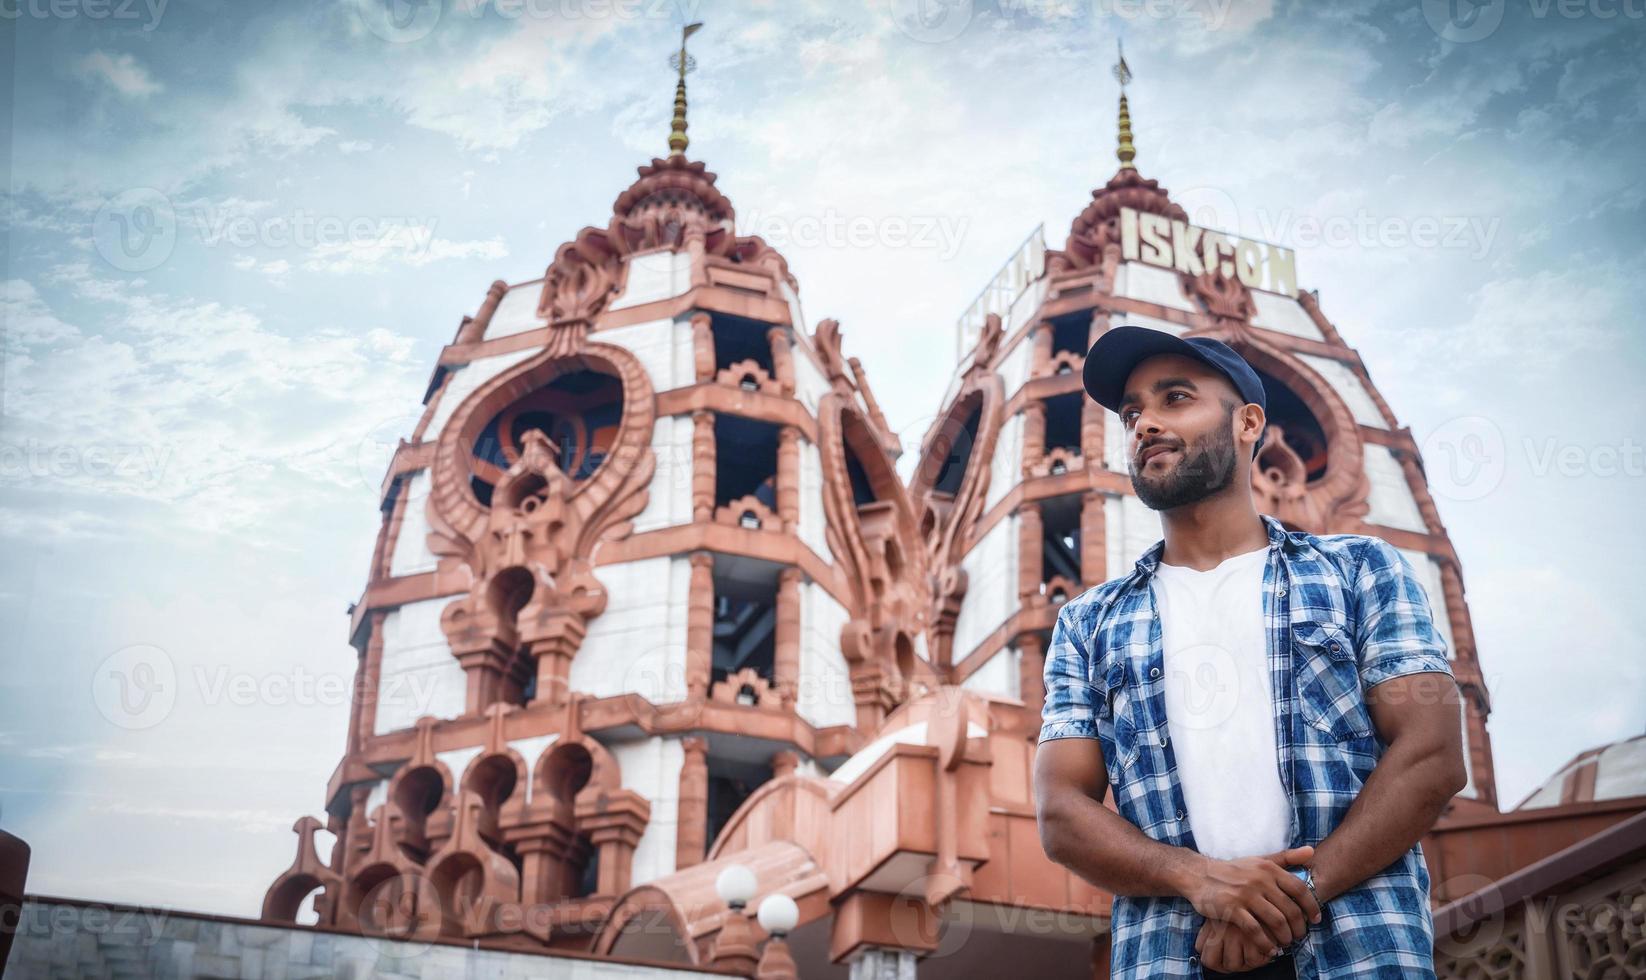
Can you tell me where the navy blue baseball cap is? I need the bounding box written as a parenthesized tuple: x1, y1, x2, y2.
(1082, 326, 1267, 452)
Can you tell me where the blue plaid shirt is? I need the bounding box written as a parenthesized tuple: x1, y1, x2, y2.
(1039, 514, 1453, 979)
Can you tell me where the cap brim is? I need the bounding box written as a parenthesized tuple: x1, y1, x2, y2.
(1082, 325, 1207, 413)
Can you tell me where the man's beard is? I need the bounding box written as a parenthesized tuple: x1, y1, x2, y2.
(1130, 426, 1239, 511)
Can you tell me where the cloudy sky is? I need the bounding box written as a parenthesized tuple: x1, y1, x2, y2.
(1, 0, 1642, 917)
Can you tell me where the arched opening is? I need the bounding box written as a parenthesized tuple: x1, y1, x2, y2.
(469, 369, 623, 505)
(542, 743, 594, 806)
(430, 852, 485, 938)
(392, 767, 444, 859)
(349, 865, 424, 939)
(1253, 366, 1328, 482)
(895, 632, 917, 690)
(486, 567, 534, 623)
(928, 401, 982, 497)
(264, 875, 324, 925)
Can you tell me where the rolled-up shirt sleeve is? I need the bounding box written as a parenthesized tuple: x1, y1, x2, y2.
(1038, 601, 1101, 743)
(1353, 538, 1455, 690)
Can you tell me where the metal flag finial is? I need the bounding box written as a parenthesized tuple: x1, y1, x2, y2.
(668, 22, 704, 157)
(1113, 39, 1136, 170)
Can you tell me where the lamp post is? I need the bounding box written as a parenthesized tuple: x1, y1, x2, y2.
(754, 894, 800, 980)
(709, 864, 760, 973)
(709, 864, 802, 979)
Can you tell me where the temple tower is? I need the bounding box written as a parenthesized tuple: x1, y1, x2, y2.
(914, 52, 1497, 809)
(264, 25, 935, 942)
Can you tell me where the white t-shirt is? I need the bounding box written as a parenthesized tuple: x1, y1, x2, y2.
(1150, 545, 1292, 861)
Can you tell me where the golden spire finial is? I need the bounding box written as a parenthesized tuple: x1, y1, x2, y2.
(1113, 39, 1136, 170)
(668, 22, 704, 158)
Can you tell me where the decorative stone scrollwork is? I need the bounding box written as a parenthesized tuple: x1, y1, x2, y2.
(1054, 167, 1187, 274)
(1184, 263, 1258, 327)
(262, 816, 344, 925)
(819, 388, 932, 728)
(1030, 446, 1084, 478)
(422, 343, 657, 712)
(711, 667, 777, 707)
(714, 493, 778, 531)
(714, 358, 779, 393)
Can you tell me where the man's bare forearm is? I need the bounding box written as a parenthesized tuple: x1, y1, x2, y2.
(1308, 739, 1462, 901)
(1039, 792, 1207, 899)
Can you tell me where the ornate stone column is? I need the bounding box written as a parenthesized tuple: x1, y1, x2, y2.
(767, 325, 795, 394)
(1032, 320, 1054, 376)
(1081, 491, 1106, 585)
(687, 551, 715, 700)
(575, 789, 651, 896)
(676, 736, 709, 869)
(692, 312, 715, 383)
(523, 616, 585, 708)
(354, 611, 387, 752)
(1017, 631, 1046, 720)
(1022, 400, 1047, 477)
(774, 568, 802, 707)
(450, 635, 514, 716)
(777, 426, 800, 531)
(1018, 501, 1044, 603)
(1082, 388, 1106, 466)
(513, 818, 578, 908)
(693, 409, 716, 522)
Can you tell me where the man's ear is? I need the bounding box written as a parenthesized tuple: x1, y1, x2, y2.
(1242, 403, 1266, 456)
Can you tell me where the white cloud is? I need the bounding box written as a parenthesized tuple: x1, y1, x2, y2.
(76, 51, 163, 99)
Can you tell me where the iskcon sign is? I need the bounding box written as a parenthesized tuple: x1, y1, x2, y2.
(1120, 205, 1298, 298)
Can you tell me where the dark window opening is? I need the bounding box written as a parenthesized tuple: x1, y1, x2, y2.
(1048, 312, 1090, 359)
(712, 313, 776, 380)
(846, 446, 876, 506)
(470, 370, 623, 505)
(1253, 367, 1329, 481)
(1040, 495, 1082, 595)
(706, 758, 773, 852)
(712, 565, 777, 691)
(714, 415, 780, 513)
(572, 834, 599, 898)
(931, 404, 982, 496)
(1044, 392, 1083, 456)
